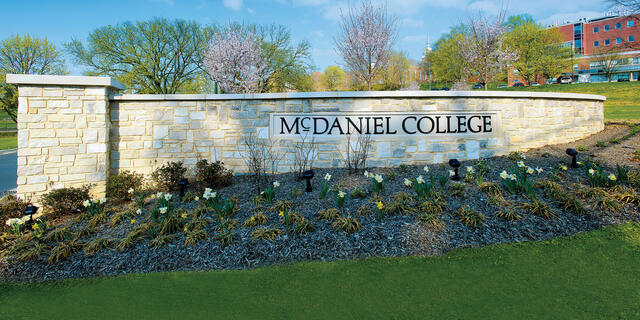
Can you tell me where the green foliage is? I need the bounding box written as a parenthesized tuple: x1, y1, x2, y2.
(88, 211, 108, 228)
(335, 190, 347, 209)
(418, 194, 448, 216)
(0, 194, 29, 232)
(427, 27, 466, 84)
(293, 218, 315, 234)
(494, 208, 522, 221)
(41, 185, 91, 218)
(19, 242, 51, 262)
(317, 208, 341, 221)
(322, 66, 346, 91)
(251, 227, 283, 241)
(332, 215, 361, 234)
(47, 240, 84, 264)
(243, 212, 268, 227)
(44, 227, 74, 243)
(449, 182, 466, 198)
(106, 170, 144, 202)
(417, 213, 444, 230)
(379, 51, 411, 90)
(84, 238, 115, 255)
(185, 229, 208, 246)
(455, 206, 485, 227)
(356, 205, 372, 216)
(109, 209, 135, 227)
(596, 141, 606, 147)
(384, 192, 417, 216)
(350, 187, 369, 199)
(479, 182, 503, 197)
(521, 199, 554, 219)
(151, 161, 187, 192)
(149, 234, 175, 249)
(0, 34, 67, 122)
(214, 229, 236, 248)
(195, 159, 233, 191)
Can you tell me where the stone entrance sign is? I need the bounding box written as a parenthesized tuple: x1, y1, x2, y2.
(7, 74, 605, 200)
(271, 112, 498, 138)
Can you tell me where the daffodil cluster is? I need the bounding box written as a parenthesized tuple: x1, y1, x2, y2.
(263, 181, 279, 203)
(320, 173, 331, 199)
(83, 197, 107, 215)
(365, 171, 385, 192)
(335, 190, 346, 209)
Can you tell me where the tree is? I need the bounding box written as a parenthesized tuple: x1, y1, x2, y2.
(0, 34, 67, 122)
(334, 0, 398, 90)
(427, 27, 467, 85)
(204, 26, 270, 93)
(504, 21, 572, 85)
(380, 51, 410, 90)
(592, 47, 623, 81)
(322, 66, 346, 91)
(66, 18, 209, 94)
(458, 10, 517, 90)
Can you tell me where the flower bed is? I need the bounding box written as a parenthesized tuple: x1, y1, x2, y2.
(1, 126, 639, 283)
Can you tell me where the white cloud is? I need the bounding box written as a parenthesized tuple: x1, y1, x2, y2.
(223, 0, 243, 11)
(400, 18, 424, 28)
(247, 7, 255, 14)
(402, 34, 429, 44)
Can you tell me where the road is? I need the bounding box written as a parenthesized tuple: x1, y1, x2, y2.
(0, 149, 17, 193)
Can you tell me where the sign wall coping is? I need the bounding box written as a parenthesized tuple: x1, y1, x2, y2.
(6, 74, 126, 90)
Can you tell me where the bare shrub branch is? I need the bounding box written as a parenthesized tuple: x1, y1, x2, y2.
(343, 133, 372, 174)
(290, 134, 317, 180)
(242, 134, 283, 193)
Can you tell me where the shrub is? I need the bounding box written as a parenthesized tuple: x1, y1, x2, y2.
(19, 242, 51, 262)
(106, 170, 144, 202)
(47, 240, 84, 264)
(317, 208, 341, 221)
(521, 199, 554, 219)
(151, 161, 187, 192)
(213, 229, 236, 248)
(384, 192, 417, 216)
(455, 206, 485, 227)
(494, 209, 521, 221)
(243, 212, 268, 227)
(356, 205, 372, 216)
(195, 159, 233, 191)
(251, 227, 283, 241)
(332, 215, 361, 233)
(185, 229, 208, 246)
(417, 213, 444, 230)
(41, 185, 91, 218)
(0, 195, 29, 232)
(294, 218, 315, 234)
(350, 187, 369, 199)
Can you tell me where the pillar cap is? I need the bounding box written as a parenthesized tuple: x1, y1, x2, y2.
(6, 74, 125, 90)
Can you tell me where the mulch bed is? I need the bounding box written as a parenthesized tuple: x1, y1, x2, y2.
(1, 125, 639, 283)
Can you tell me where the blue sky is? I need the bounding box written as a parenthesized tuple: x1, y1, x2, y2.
(0, 0, 616, 74)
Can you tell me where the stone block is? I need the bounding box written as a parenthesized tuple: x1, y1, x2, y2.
(376, 142, 391, 158)
(18, 87, 42, 97)
(87, 143, 107, 153)
(85, 101, 107, 114)
(153, 125, 169, 139)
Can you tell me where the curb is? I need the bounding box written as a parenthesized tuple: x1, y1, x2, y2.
(0, 148, 17, 156)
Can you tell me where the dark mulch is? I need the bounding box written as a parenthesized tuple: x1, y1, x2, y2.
(1, 125, 639, 283)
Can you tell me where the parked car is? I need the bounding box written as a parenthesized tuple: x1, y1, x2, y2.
(512, 83, 524, 87)
(530, 82, 540, 86)
(559, 76, 572, 84)
(440, 87, 450, 91)
(617, 76, 630, 82)
(496, 84, 508, 88)
(472, 83, 484, 89)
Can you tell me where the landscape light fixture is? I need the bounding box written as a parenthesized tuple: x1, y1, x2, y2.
(24, 205, 38, 227)
(448, 159, 461, 181)
(565, 148, 579, 168)
(178, 178, 189, 198)
(303, 170, 315, 192)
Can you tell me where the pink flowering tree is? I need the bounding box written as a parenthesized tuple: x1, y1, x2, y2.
(458, 10, 518, 90)
(204, 26, 271, 94)
(334, 0, 398, 90)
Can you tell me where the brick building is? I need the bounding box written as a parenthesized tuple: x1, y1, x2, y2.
(509, 13, 640, 85)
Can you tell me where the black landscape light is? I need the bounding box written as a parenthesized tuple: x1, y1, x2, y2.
(566, 148, 579, 168)
(178, 178, 189, 199)
(24, 205, 38, 227)
(448, 159, 461, 181)
(303, 170, 315, 192)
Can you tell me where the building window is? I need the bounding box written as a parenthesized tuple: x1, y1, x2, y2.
(617, 37, 622, 44)
(616, 22, 622, 29)
(605, 39, 611, 45)
(629, 20, 635, 27)
(634, 57, 639, 65)
(629, 35, 635, 42)
(604, 24, 610, 31)
(594, 41, 599, 47)
(593, 26, 599, 33)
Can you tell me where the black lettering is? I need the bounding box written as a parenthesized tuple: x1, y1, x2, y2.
(457, 116, 467, 133)
(402, 116, 417, 134)
(327, 118, 345, 135)
(468, 116, 482, 133)
(385, 117, 397, 134)
(435, 116, 446, 133)
(313, 117, 329, 134)
(417, 116, 435, 134)
(373, 117, 384, 134)
(446, 116, 457, 133)
(280, 117, 299, 134)
(346, 117, 363, 134)
(364, 117, 371, 134)
(483, 116, 492, 133)
(300, 117, 311, 132)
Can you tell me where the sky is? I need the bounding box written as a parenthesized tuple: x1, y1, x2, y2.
(0, 0, 618, 74)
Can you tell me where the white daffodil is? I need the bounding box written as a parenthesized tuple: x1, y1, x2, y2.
(423, 166, 429, 173)
(536, 167, 543, 174)
(338, 191, 345, 198)
(448, 170, 455, 177)
(517, 161, 525, 168)
(92, 199, 99, 204)
(5, 218, 19, 226)
(324, 173, 331, 181)
(404, 178, 412, 187)
(99, 197, 106, 204)
(364, 171, 370, 178)
(608, 174, 617, 181)
(589, 169, 595, 175)
(560, 165, 568, 171)
(150, 194, 156, 200)
(509, 174, 517, 181)
(416, 175, 425, 184)
(526, 167, 535, 175)
(164, 193, 172, 201)
(128, 188, 134, 194)
(136, 209, 142, 215)
(159, 207, 167, 214)
(204, 187, 212, 194)
(374, 175, 383, 183)
(521, 153, 526, 160)
(500, 170, 508, 179)
(156, 192, 163, 198)
(273, 181, 280, 188)
(466, 166, 474, 174)
(83, 200, 91, 207)
(194, 196, 199, 201)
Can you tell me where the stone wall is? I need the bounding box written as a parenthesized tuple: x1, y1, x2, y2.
(8, 75, 605, 201)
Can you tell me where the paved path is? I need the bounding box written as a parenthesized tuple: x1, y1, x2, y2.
(0, 149, 17, 193)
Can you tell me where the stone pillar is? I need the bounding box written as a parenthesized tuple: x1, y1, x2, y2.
(6, 74, 125, 202)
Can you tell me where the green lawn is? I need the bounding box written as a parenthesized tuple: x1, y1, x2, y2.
(493, 81, 640, 121)
(0, 134, 16, 150)
(2, 222, 639, 319)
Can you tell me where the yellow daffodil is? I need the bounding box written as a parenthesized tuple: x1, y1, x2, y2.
(560, 165, 568, 171)
(526, 167, 534, 175)
(250, 216, 255, 221)
(278, 211, 284, 217)
(181, 212, 188, 219)
(194, 196, 199, 201)
(609, 174, 617, 181)
(130, 219, 136, 224)
(184, 226, 188, 232)
(338, 191, 345, 198)
(376, 201, 384, 210)
(416, 176, 424, 184)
